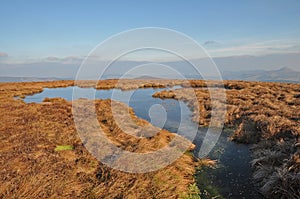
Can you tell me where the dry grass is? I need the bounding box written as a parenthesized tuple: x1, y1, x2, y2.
(1, 79, 299, 198)
(75, 79, 186, 90)
(153, 80, 300, 198)
(0, 80, 203, 199)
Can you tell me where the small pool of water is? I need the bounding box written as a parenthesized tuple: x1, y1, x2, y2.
(195, 131, 262, 198)
(23, 86, 262, 198)
(24, 86, 193, 135)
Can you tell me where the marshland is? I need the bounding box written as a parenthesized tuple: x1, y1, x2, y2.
(0, 79, 299, 198)
(2, 1, 300, 198)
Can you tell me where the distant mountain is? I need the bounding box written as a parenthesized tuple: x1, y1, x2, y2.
(1, 53, 300, 80)
(0, 76, 63, 82)
(133, 75, 163, 79)
(222, 67, 300, 83)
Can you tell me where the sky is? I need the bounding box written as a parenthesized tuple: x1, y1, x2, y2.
(0, 0, 300, 76)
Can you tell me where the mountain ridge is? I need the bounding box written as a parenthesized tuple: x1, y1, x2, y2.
(222, 67, 300, 83)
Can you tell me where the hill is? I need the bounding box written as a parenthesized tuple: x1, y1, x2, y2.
(222, 67, 300, 83)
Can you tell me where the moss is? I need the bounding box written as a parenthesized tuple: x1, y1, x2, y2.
(180, 183, 201, 199)
(195, 169, 224, 199)
(54, 145, 74, 151)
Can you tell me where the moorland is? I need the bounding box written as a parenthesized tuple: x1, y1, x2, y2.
(0, 79, 299, 198)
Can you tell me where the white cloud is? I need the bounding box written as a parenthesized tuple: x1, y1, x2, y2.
(44, 56, 83, 64)
(45, 56, 60, 61)
(207, 39, 300, 57)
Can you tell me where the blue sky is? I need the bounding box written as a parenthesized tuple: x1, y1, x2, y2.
(0, 0, 300, 66)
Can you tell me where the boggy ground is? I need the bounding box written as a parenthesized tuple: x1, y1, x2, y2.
(0, 80, 201, 199)
(1, 79, 299, 198)
(153, 80, 300, 199)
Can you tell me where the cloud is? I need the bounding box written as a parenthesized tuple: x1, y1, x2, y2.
(203, 40, 221, 46)
(0, 52, 8, 57)
(61, 56, 83, 64)
(44, 56, 83, 64)
(267, 44, 300, 51)
(207, 40, 300, 57)
(45, 56, 60, 61)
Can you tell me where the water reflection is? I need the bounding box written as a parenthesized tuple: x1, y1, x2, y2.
(24, 86, 262, 198)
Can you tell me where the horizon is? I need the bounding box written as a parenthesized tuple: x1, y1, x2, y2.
(1, 2, 300, 198)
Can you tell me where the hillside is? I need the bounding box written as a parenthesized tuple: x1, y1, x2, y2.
(222, 67, 300, 83)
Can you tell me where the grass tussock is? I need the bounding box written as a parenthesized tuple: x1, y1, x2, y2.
(0, 80, 202, 198)
(154, 80, 300, 198)
(1, 79, 299, 198)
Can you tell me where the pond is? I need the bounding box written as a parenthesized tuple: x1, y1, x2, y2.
(24, 86, 263, 199)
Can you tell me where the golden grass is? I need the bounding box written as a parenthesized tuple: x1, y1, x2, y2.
(1, 79, 299, 198)
(0, 80, 202, 198)
(153, 80, 300, 198)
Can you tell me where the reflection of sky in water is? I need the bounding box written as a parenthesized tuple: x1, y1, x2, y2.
(25, 86, 197, 139)
(24, 86, 261, 198)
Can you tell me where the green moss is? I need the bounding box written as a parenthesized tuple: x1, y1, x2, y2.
(180, 183, 201, 199)
(184, 150, 194, 156)
(54, 145, 74, 151)
(195, 169, 224, 199)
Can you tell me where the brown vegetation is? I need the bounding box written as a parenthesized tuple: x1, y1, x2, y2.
(75, 79, 186, 90)
(0, 80, 200, 198)
(1, 79, 299, 198)
(153, 80, 300, 198)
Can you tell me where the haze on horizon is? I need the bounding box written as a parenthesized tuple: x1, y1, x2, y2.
(0, 0, 300, 79)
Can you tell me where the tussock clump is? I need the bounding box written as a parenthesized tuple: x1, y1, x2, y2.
(232, 119, 260, 143)
(1, 79, 299, 198)
(259, 166, 300, 199)
(0, 80, 202, 198)
(154, 80, 300, 198)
